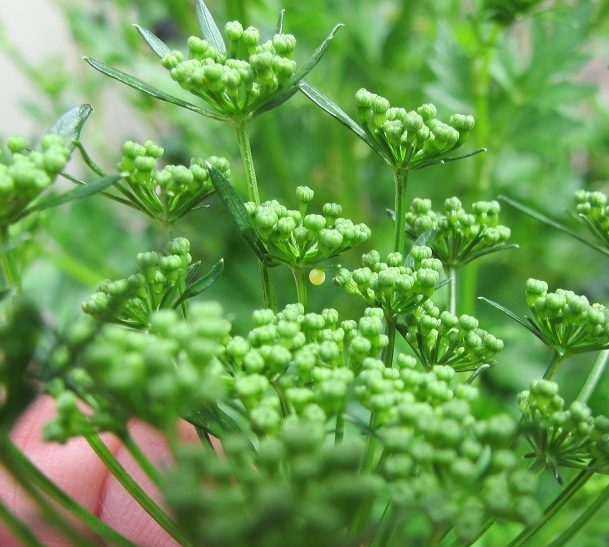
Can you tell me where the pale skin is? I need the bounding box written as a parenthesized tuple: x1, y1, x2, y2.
(0, 396, 198, 547)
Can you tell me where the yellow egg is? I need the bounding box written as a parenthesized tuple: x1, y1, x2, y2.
(309, 268, 326, 286)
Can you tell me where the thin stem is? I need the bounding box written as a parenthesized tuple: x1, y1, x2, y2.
(382, 315, 397, 368)
(234, 121, 276, 311)
(0, 500, 44, 547)
(543, 351, 564, 380)
(334, 412, 344, 446)
(121, 432, 162, 489)
(235, 122, 260, 205)
(507, 467, 594, 546)
(548, 481, 609, 547)
(0, 226, 20, 291)
(84, 434, 193, 547)
(392, 170, 409, 254)
(291, 267, 308, 309)
(577, 349, 609, 403)
(5, 441, 135, 547)
(447, 266, 458, 315)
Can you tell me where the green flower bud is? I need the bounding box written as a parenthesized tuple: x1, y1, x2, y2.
(296, 185, 314, 203)
(225, 21, 244, 41)
(322, 202, 342, 217)
(417, 103, 437, 120)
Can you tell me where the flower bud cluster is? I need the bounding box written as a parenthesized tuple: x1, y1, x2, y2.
(245, 186, 371, 267)
(45, 303, 230, 438)
(355, 358, 540, 541)
(518, 379, 609, 481)
(405, 197, 512, 268)
(334, 247, 442, 319)
(0, 135, 70, 226)
(163, 425, 382, 547)
(82, 238, 193, 328)
(574, 190, 609, 249)
(223, 304, 388, 434)
(161, 22, 299, 117)
(117, 139, 229, 225)
(401, 300, 504, 372)
(354, 89, 475, 170)
(525, 279, 609, 355)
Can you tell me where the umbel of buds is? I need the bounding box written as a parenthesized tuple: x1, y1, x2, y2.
(45, 303, 231, 437)
(223, 304, 389, 434)
(113, 140, 229, 226)
(0, 135, 70, 226)
(405, 197, 512, 268)
(354, 89, 475, 171)
(82, 238, 194, 328)
(400, 299, 504, 372)
(334, 246, 442, 320)
(524, 279, 609, 356)
(161, 22, 298, 118)
(245, 186, 371, 268)
(518, 379, 609, 482)
(574, 190, 609, 249)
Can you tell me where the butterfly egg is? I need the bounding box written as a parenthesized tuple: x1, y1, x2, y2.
(309, 268, 326, 286)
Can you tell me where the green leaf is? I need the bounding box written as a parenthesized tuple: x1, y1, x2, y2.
(275, 9, 285, 34)
(133, 25, 170, 58)
(185, 403, 249, 442)
(48, 104, 93, 152)
(460, 243, 519, 265)
(299, 80, 384, 156)
(479, 297, 546, 342)
(195, 0, 226, 55)
(84, 58, 227, 121)
(21, 175, 121, 217)
(207, 164, 274, 266)
(252, 24, 344, 117)
(173, 258, 224, 307)
(0, 288, 12, 301)
(500, 195, 609, 258)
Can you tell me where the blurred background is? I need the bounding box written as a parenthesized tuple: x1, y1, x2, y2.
(2, 1, 609, 538)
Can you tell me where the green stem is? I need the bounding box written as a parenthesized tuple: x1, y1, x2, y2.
(234, 121, 276, 311)
(84, 434, 193, 547)
(0, 500, 44, 547)
(120, 432, 162, 489)
(5, 441, 135, 547)
(507, 467, 594, 547)
(393, 170, 409, 254)
(291, 267, 308, 309)
(0, 227, 20, 291)
(235, 122, 260, 205)
(543, 351, 564, 380)
(382, 315, 397, 368)
(335, 412, 344, 446)
(547, 481, 609, 547)
(447, 266, 458, 315)
(577, 349, 609, 403)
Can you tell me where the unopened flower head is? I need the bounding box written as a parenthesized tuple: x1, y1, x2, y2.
(402, 299, 504, 372)
(354, 89, 475, 171)
(245, 186, 371, 268)
(117, 139, 229, 225)
(405, 197, 511, 268)
(334, 246, 442, 319)
(0, 134, 70, 226)
(160, 23, 300, 118)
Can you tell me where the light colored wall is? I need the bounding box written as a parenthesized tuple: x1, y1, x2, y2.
(0, 0, 78, 135)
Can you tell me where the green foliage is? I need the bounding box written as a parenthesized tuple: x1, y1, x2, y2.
(2, 0, 609, 545)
